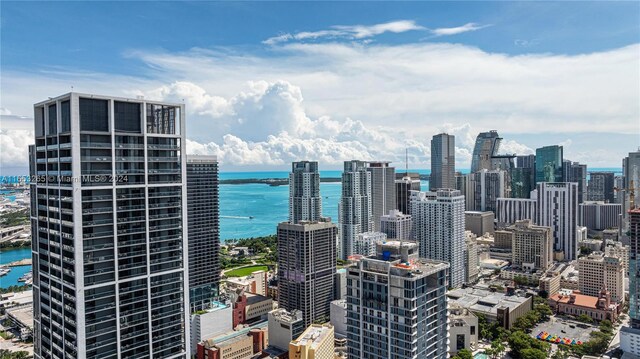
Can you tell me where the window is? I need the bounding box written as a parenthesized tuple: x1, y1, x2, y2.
(114, 101, 141, 133)
(61, 101, 71, 132)
(48, 104, 57, 135)
(80, 98, 109, 132)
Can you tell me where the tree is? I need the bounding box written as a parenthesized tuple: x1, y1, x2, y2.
(579, 246, 593, 256)
(520, 348, 547, 359)
(551, 346, 569, 359)
(451, 349, 473, 359)
(490, 340, 505, 359)
(576, 314, 594, 324)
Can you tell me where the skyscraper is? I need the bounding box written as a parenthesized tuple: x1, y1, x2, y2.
(187, 156, 220, 312)
(535, 145, 563, 183)
(346, 241, 449, 359)
(470, 130, 515, 173)
(31, 93, 189, 358)
(339, 160, 373, 259)
(535, 182, 579, 261)
(588, 172, 615, 203)
(277, 220, 337, 326)
(467, 169, 510, 212)
(629, 209, 640, 324)
(564, 160, 587, 203)
(289, 161, 322, 224)
(366, 161, 395, 231)
(621, 150, 640, 233)
(621, 209, 640, 356)
(394, 173, 420, 215)
(380, 209, 412, 240)
(411, 189, 466, 288)
(430, 133, 455, 191)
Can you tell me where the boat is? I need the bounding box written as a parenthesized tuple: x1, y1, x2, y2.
(18, 271, 32, 282)
(249, 216, 255, 219)
(0, 267, 10, 277)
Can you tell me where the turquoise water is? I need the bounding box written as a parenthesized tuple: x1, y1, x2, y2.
(0, 247, 32, 288)
(474, 353, 488, 359)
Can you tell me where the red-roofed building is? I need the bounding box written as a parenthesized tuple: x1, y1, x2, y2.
(548, 289, 619, 322)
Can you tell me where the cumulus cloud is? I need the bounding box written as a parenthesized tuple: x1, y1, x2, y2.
(263, 20, 424, 45)
(0, 129, 34, 167)
(430, 23, 492, 36)
(1, 37, 637, 169)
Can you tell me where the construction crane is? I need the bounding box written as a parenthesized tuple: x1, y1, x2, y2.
(614, 179, 635, 210)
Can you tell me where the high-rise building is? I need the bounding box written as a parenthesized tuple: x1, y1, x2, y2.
(535, 145, 563, 183)
(621, 209, 640, 356)
(511, 167, 535, 199)
(187, 156, 220, 312)
(289, 161, 322, 224)
(629, 209, 640, 325)
(411, 189, 465, 288)
(507, 219, 553, 271)
(366, 161, 395, 231)
(277, 220, 337, 326)
(471, 130, 515, 173)
(465, 233, 479, 284)
(587, 172, 615, 203)
(394, 173, 420, 215)
(621, 151, 640, 233)
(467, 169, 510, 212)
(536, 182, 579, 260)
(513, 154, 536, 199)
(455, 172, 468, 198)
(465, 211, 495, 237)
(430, 133, 455, 191)
(579, 202, 622, 231)
(346, 241, 449, 359)
(516, 154, 536, 169)
(30, 93, 189, 358)
(353, 231, 386, 257)
(578, 252, 625, 303)
(339, 160, 373, 259)
(564, 161, 587, 203)
(614, 175, 624, 202)
(379, 209, 412, 240)
(496, 198, 537, 227)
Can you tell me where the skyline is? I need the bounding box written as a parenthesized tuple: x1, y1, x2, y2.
(2, 1, 639, 175)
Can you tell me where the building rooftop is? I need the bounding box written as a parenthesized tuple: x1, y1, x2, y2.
(291, 324, 333, 349)
(6, 305, 34, 330)
(549, 291, 604, 310)
(447, 288, 530, 316)
(246, 292, 271, 305)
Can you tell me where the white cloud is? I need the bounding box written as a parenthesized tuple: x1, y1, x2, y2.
(1, 38, 637, 170)
(0, 128, 34, 168)
(0, 108, 11, 116)
(263, 20, 424, 45)
(430, 23, 492, 36)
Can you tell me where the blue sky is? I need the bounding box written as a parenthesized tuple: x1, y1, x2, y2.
(1, 1, 639, 173)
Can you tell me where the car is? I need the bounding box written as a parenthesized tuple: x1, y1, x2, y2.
(569, 325, 576, 328)
(561, 330, 566, 333)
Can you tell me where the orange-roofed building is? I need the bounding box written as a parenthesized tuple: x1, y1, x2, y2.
(548, 289, 619, 322)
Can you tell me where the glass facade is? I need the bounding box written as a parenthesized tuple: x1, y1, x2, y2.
(535, 145, 563, 183)
(31, 94, 188, 359)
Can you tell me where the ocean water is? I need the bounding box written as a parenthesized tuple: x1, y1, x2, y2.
(0, 247, 32, 288)
(0, 167, 622, 288)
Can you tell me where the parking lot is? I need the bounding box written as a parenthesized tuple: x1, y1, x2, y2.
(531, 316, 598, 345)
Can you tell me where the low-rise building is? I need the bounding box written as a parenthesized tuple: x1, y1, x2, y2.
(620, 326, 640, 357)
(289, 323, 335, 359)
(268, 308, 305, 352)
(191, 301, 233, 353)
(5, 304, 33, 340)
(465, 233, 479, 284)
(539, 272, 561, 297)
(548, 289, 619, 322)
(448, 303, 478, 356)
(196, 322, 268, 359)
(579, 239, 603, 253)
(447, 287, 533, 329)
